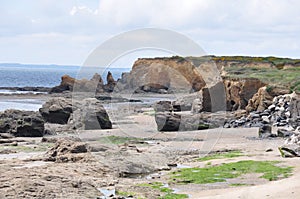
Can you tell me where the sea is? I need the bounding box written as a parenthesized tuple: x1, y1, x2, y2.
(0, 63, 131, 111)
(0, 63, 130, 88)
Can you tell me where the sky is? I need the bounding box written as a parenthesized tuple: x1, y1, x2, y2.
(1, 0, 300, 66)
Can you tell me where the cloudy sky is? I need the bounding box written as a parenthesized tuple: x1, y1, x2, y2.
(1, 0, 300, 65)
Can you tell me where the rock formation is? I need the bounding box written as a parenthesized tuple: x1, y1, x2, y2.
(117, 57, 206, 93)
(0, 110, 44, 137)
(50, 72, 116, 93)
(68, 98, 112, 130)
(226, 92, 300, 129)
(40, 97, 112, 132)
(39, 97, 73, 124)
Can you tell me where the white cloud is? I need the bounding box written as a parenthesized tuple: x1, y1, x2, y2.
(0, 0, 300, 64)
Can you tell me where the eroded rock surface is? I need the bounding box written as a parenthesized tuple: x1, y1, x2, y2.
(0, 109, 44, 137)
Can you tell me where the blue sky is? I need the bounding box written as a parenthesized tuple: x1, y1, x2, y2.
(1, 0, 300, 65)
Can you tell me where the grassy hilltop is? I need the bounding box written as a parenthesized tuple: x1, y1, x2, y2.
(186, 55, 300, 92)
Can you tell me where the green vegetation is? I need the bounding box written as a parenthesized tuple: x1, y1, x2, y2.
(97, 135, 144, 145)
(116, 190, 136, 197)
(138, 182, 188, 199)
(197, 150, 243, 162)
(171, 160, 292, 184)
(225, 67, 300, 92)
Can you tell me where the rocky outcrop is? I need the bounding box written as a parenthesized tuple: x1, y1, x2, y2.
(226, 92, 300, 129)
(246, 86, 274, 112)
(39, 97, 73, 124)
(0, 110, 44, 137)
(155, 112, 209, 131)
(40, 97, 112, 132)
(117, 57, 206, 93)
(50, 72, 116, 93)
(224, 78, 266, 111)
(44, 138, 91, 162)
(102, 71, 116, 92)
(68, 98, 112, 130)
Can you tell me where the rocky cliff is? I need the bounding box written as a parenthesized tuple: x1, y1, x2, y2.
(117, 57, 207, 93)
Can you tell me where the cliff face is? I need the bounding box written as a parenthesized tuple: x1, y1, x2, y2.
(118, 57, 207, 93)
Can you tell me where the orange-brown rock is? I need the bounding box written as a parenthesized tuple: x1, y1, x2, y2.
(118, 57, 206, 93)
(224, 78, 266, 111)
(50, 73, 109, 93)
(245, 86, 274, 112)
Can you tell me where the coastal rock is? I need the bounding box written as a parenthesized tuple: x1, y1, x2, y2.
(258, 125, 274, 138)
(68, 98, 112, 130)
(226, 92, 300, 129)
(246, 86, 274, 112)
(224, 78, 266, 111)
(49, 75, 75, 93)
(39, 97, 73, 124)
(44, 138, 91, 162)
(49, 72, 118, 93)
(103, 71, 116, 92)
(117, 57, 206, 93)
(155, 112, 209, 131)
(0, 110, 44, 137)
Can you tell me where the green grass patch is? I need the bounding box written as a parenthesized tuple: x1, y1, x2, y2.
(97, 135, 145, 145)
(171, 160, 292, 184)
(224, 67, 300, 92)
(116, 190, 136, 197)
(197, 150, 243, 162)
(138, 182, 188, 199)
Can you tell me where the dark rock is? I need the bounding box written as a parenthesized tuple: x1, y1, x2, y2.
(277, 129, 295, 138)
(155, 112, 181, 131)
(68, 98, 112, 130)
(279, 144, 300, 157)
(0, 110, 44, 137)
(258, 125, 274, 138)
(154, 101, 173, 112)
(39, 97, 73, 124)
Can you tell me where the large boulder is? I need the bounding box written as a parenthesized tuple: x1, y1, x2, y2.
(0, 110, 44, 137)
(39, 97, 73, 124)
(68, 98, 112, 130)
(155, 112, 209, 131)
(40, 97, 112, 131)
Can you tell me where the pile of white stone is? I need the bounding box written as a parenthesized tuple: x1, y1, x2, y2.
(225, 92, 300, 130)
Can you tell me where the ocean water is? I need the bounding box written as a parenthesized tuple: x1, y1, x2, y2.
(0, 63, 130, 88)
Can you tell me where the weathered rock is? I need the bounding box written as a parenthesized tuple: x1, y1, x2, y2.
(258, 125, 274, 138)
(0, 110, 44, 137)
(44, 138, 91, 162)
(49, 75, 76, 93)
(224, 78, 266, 111)
(39, 97, 73, 124)
(155, 112, 209, 131)
(246, 86, 274, 112)
(277, 128, 294, 138)
(155, 112, 181, 131)
(49, 72, 118, 93)
(103, 71, 116, 92)
(154, 101, 173, 112)
(68, 98, 112, 130)
(117, 57, 206, 93)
